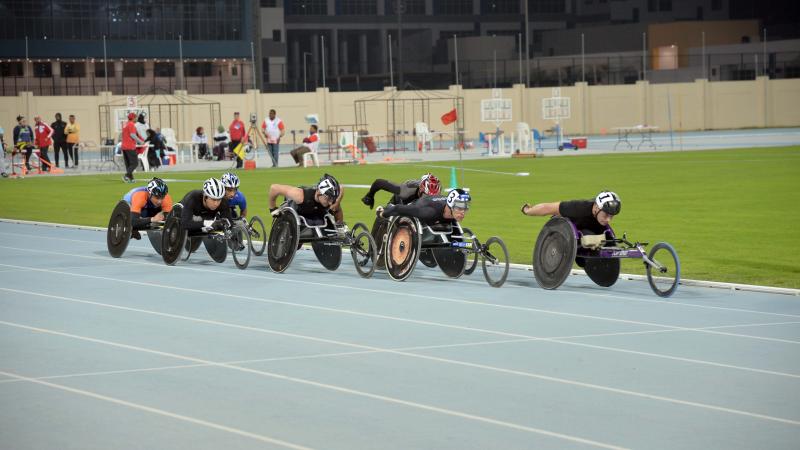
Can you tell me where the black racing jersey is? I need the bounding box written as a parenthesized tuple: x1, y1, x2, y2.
(289, 186, 330, 219)
(382, 195, 449, 225)
(179, 190, 232, 231)
(559, 200, 606, 235)
(367, 179, 421, 205)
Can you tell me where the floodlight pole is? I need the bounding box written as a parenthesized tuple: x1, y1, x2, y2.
(701, 31, 706, 79)
(302, 52, 311, 92)
(25, 36, 29, 92)
(581, 33, 585, 82)
(179, 35, 185, 90)
(492, 34, 497, 88)
(453, 34, 459, 86)
(524, 0, 530, 86)
(518, 33, 523, 85)
(321, 35, 326, 88)
(642, 32, 647, 81)
(102, 36, 109, 92)
(763, 28, 767, 77)
(397, 0, 403, 89)
(250, 41, 257, 90)
(388, 34, 394, 87)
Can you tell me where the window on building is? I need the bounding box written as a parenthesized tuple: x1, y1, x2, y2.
(648, 0, 656, 12)
(60, 62, 86, 78)
(529, 0, 566, 14)
(483, 0, 519, 14)
(33, 62, 52, 78)
(337, 0, 377, 15)
(659, 0, 672, 11)
(123, 62, 145, 77)
(697, 6, 703, 19)
(632, 7, 639, 21)
(0, 62, 24, 77)
(384, 0, 425, 15)
(434, 1, 473, 14)
(185, 62, 213, 77)
(273, 29, 282, 42)
(712, 0, 723, 11)
(95, 62, 107, 78)
(260, 0, 278, 6)
(154, 62, 175, 77)
(287, 0, 327, 15)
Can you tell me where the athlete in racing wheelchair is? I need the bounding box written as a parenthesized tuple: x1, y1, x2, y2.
(107, 177, 173, 257)
(523, 191, 680, 297)
(378, 188, 510, 287)
(160, 177, 251, 269)
(267, 174, 377, 277)
(221, 172, 268, 257)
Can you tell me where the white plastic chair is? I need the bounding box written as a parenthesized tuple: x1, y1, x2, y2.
(302, 138, 320, 168)
(337, 130, 357, 159)
(516, 122, 532, 153)
(137, 145, 151, 172)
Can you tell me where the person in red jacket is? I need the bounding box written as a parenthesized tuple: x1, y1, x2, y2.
(33, 116, 53, 172)
(121, 112, 145, 183)
(228, 112, 248, 169)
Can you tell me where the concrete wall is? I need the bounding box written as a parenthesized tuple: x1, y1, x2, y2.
(2, 77, 798, 143)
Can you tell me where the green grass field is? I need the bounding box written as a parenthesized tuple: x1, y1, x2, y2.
(1, 146, 798, 288)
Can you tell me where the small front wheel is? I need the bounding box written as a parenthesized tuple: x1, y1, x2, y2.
(248, 216, 268, 256)
(230, 224, 252, 270)
(350, 231, 377, 278)
(482, 236, 510, 288)
(646, 242, 680, 298)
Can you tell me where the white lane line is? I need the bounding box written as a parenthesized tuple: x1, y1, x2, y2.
(3, 260, 799, 350)
(0, 321, 628, 450)
(3, 239, 799, 321)
(4, 288, 800, 426)
(0, 369, 313, 450)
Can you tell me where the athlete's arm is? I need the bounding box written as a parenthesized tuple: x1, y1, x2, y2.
(330, 184, 344, 211)
(366, 179, 402, 198)
(522, 202, 560, 216)
(238, 193, 248, 218)
(181, 196, 204, 231)
(382, 202, 439, 222)
(269, 184, 304, 209)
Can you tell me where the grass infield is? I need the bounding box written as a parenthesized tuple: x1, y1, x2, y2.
(1, 146, 798, 288)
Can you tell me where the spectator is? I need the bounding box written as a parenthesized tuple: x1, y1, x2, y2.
(65, 114, 80, 167)
(290, 124, 319, 167)
(33, 116, 53, 172)
(228, 112, 247, 169)
(0, 126, 8, 177)
(51, 113, 69, 168)
(212, 125, 229, 161)
(261, 108, 285, 168)
(144, 129, 163, 169)
(12, 116, 35, 172)
(192, 126, 210, 160)
(121, 112, 145, 183)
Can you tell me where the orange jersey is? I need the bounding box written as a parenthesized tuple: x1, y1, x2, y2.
(129, 189, 173, 214)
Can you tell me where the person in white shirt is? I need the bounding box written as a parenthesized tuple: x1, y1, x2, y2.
(290, 124, 319, 167)
(261, 109, 285, 168)
(192, 126, 210, 160)
(212, 125, 229, 161)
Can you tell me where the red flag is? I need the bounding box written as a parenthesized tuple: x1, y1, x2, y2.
(441, 108, 458, 125)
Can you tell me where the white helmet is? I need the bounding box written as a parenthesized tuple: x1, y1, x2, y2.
(202, 178, 225, 200)
(595, 191, 621, 215)
(220, 172, 240, 188)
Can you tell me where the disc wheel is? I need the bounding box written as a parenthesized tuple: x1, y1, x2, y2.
(481, 236, 510, 288)
(532, 217, 577, 290)
(267, 212, 299, 273)
(204, 236, 228, 263)
(146, 229, 163, 255)
(106, 201, 132, 258)
(350, 231, 377, 278)
(433, 248, 467, 278)
(161, 216, 187, 266)
(248, 216, 268, 256)
(312, 241, 343, 271)
(461, 227, 479, 275)
(646, 242, 680, 298)
(419, 249, 438, 268)
(385, 217, 421, 281)
(230, 223, 252, 270)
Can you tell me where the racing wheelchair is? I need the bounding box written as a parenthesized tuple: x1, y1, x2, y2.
(158, 204, 252, 269)
(107, 200, 167, 257)
(532, 216, 680, 297)
(267, 204, 378, 277)
(381, 216, 510, 287)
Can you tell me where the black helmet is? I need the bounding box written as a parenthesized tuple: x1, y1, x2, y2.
(317, 173, 340, 200)
(595, 191, 621, 215)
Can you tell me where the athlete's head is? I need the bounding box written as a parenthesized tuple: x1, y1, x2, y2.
(445, 188, 471, 222)
(220, 172, 240, 199)
(419, 173, 441, 196)
(202, 177, 225, 210)
(593, 191, 621, 226)
(146, 177, 168, 207)
(315, 173, 340, 208)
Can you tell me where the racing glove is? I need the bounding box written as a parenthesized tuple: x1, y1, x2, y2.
(211, 218, 230, 231)
(270, 207, 280, 217)
(521, 203, 531, 214)
(361, 195, 374, 209)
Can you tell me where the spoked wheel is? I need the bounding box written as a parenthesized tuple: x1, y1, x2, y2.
(107, 201, 132, 258)
(533, 217, 577, 290)
(229, 223, 251, 269)
(267, 212, 299, 273)
(248, 216, 267, 256)
(350, 231, 377, 278)
(350, 222, 369, 238)
(646, 242, 680, 298)
(461, 227, 479, 275)
(385, 217, 421, 282)
(481, 236, 510, 288)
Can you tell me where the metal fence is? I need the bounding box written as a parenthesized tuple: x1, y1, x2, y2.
(2, 52, 798, 96)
